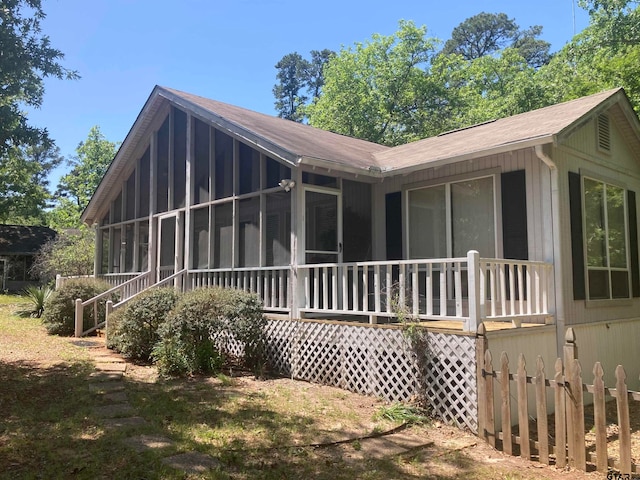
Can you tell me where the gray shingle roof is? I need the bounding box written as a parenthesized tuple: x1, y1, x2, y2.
(0, 225, 56, 255)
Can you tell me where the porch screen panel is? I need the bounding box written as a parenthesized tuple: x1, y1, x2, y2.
(239, 198, 260, 267)
(213, 203, 233, 268)
(305, 191, 338, 263)
(139, 147, 150, 217)
(192, 207, 209, 269)
(113, 192, 122, 224)
(408, 185, 446, 258)
(451, 177, 495, 257)
(124, 224, 134, 272)
(343, 180, 372, 261)
(137, 222, 149, 272)
(215, 130, 233, 199)
(266, 192, 291, 266)
(100, 230, 109, 274)
(112, 228, 122, 273)
(239, 143, 260, 194)
(125, 170, 136, 220)
(173, 108, 187, 209)
(159, 217, 175, 268)
(193, 119, 210, 204)
(265, 156, 291, 189)
(156, 116, 170, 213)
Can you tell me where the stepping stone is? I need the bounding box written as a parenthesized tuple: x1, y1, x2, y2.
(93, 403, 134, 418)
(89, 382, 125, 393)
(124, 434, 174, 452)
(102, 391, 128, 403)
(162, 452, 220, 473)
(102, 416, 147, 428)
(90, 372, 123, 381)
(70, 340, 103, 348)
(95, 362, 127, 372)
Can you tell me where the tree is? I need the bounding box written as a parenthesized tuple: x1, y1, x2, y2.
(306, 21, 449, 146)
(442, 12, 551, 68)
(30, 227, 95, 282)
(0, 0, 78, 163)
(273, 52, 309, 121)
(272, 49, 335, 122)
(52, 126, 118, 228)
(0, 141, 62, 224)
(536, 0, 640, 111)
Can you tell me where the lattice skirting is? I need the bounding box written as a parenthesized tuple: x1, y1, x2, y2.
(219, 319, 478, 433)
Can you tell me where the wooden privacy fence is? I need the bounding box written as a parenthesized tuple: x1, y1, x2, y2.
(477, 324, 640, 475)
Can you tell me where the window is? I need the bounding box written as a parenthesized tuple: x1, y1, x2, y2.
(407, 176, 496, 259)
(583, 177, 629, 299)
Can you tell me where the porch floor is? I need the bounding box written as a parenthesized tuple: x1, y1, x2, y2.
(265, 314, 550, 333)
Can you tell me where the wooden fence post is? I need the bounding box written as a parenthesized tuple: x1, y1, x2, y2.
(476, 323, 488, 440)
(563, 327, 577, 466)
(554, 357, 567, 469)
(517, 353, 530, 460)
(485, 349, 495, 448)
(616, 365, 631, 475)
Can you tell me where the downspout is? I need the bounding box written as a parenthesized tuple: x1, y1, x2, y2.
(535, 145, 566, 357)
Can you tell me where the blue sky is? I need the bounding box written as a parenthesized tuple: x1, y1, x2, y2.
(30, 0, 590, 187)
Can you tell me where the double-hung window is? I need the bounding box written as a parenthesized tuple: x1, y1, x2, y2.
(583, 177, 630, 300)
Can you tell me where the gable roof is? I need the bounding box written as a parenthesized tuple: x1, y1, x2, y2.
(82, 85, 640, 224)
(373, 88, 638, 174)
(0, 225, 56, 255)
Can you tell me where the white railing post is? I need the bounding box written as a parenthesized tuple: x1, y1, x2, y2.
(466, 250, 481, 332)
(55, 274, 62, 289)
(74, 298, 83, 338)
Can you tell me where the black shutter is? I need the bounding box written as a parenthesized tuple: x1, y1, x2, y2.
(628, 190, 640, 297)
(501, 171, 528, 260)
(569, 171, 586, 300)
(385, 192, 403, 260)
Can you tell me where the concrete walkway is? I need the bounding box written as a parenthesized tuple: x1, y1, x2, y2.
(76, 338, 438, 475)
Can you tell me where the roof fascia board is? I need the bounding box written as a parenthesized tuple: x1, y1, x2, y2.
(157, 89, 300, 167)
(298, 155, 382, 178)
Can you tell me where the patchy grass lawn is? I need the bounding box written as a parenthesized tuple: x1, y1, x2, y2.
(0, 294, 600, 479)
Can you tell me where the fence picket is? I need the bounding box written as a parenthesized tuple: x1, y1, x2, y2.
(535, 356, 549, 465)
(500, 352, 512, 455)
(615, 365, 631, 475)
(554, 358, 567, 469)
(517, 354, 531, 460)
(593, 362, 608, 473)
(570, 359, 586, 471)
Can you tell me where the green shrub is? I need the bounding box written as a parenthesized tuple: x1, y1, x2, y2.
(107, 288, 180, 362)
(153, 288, 227, 376)
(216, 288, 266, 372)
(42, 279, 114, 336)
(105, 307, 124, 349)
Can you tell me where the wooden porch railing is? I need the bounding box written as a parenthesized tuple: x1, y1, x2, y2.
(74, 271, 152, 337)
(297, 251, 553, 331)
(187, 267, 290, 312)
(96, 272, 143, 288)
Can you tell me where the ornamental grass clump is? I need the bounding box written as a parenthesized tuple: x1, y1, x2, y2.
(107, 288, 180, 362)
(42, 279, 114, 336)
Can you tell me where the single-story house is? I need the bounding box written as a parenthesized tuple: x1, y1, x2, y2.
(0, 225, 56, 291)
(79, 85, 640, 376)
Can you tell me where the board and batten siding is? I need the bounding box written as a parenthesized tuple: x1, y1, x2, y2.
(372, 147, 554, 268)
(554, 113, 640, 326)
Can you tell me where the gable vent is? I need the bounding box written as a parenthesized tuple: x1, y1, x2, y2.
(597, 113, 611, 153)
